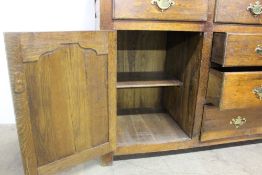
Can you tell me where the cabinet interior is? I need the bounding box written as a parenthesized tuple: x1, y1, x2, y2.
(117, 31, 203, 147)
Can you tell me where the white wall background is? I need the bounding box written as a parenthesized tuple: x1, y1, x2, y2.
(0, 0, 96, 123)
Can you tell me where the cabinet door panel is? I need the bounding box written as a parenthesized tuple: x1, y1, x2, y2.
(5, 32, 116, 175)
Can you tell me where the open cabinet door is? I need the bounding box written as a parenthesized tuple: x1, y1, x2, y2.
(4, 31, 116, 175)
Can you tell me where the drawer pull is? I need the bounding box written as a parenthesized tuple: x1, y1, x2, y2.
(151, 0, 175, 12)
(255, 45, 262, 55)
(253, 86, 262, 100)
(230, 116, 247, 129)
(247, 1, 262, 16)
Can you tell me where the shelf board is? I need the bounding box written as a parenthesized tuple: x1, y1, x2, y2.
(117, 79, 183, 89)
(117, 113, 190, 147)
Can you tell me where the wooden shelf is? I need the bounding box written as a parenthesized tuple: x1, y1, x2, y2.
(117, 113, 190, 147)
(117, 79, 183, 89)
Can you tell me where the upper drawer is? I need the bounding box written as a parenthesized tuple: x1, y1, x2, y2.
(215, 0, 262, 24)
(113, 0, 208, 22)
(206, 69, 262, 110)
(212, 33, 262, 67)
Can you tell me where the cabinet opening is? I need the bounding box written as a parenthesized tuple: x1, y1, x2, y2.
(117, 30, 203, 147)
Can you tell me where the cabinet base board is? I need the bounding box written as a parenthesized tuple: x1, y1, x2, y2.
(115, 135, 262, 156)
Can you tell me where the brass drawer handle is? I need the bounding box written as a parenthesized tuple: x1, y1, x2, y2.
(247, 1, 262, 16)
(253, 86, 262, 100)
(151, 0, 175, 12)
(255, 45, 262, 55)
(230, 116, 247, 129)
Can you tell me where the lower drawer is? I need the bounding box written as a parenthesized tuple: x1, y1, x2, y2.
(201, 106, 262, 142)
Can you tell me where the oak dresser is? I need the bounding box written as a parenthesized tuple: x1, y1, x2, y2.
(4, 0, 262, 174)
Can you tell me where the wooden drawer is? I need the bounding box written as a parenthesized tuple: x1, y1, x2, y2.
(201, 106, 262, 142)
(113, 0, 208, 22)
(212, 33, 262, 67)
(206, 69, 262, 110)
(215, 0, 262, 24)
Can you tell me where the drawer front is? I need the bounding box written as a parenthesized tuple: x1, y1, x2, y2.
(215, 0, 262, 24)
(113, 0, 208, 22)
(206, 69, 262, 110)
(201, 106, 262, 142)
(212, 33, 262, 67)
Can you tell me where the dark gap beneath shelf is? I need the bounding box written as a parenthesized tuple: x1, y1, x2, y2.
(117, 107, 166, 115)
(117, 72, 174, 81)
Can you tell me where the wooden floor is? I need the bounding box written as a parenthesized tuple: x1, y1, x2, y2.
(117, 113, 190, 147)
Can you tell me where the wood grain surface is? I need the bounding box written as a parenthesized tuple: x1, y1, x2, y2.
(5, 33, 39, 175)
(201, 106, 262, 141)
(212, 33, 262, 67)
(207, 69, 262, 110)
(117, 31, 168, 114)
(113, 0, 208, 22)
(164, 32, 203, 137)
(5, 31, 116, 174)
(117, 113, 190, 147)
(215, 0, 262, 24)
